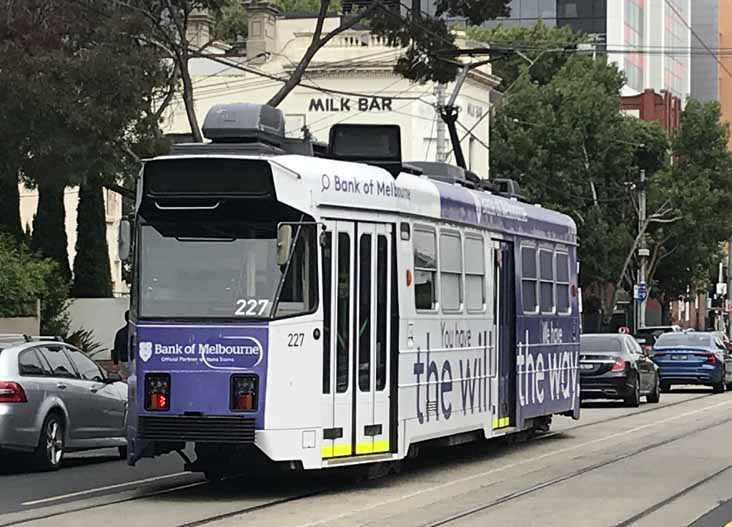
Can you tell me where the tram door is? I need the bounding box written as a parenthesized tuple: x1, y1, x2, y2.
(494, 241, 516, 429)
(321, 220, 393, 459)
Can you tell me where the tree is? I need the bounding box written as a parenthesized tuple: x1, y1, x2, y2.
(649, 101, 732, 310)
(72, 177, 113, 298)
(0, 235, 68, 334)
(467, 22, 589, 91)
(1, 0, 169, 290)
(102, 0, 511, 142)
(491, 53, 670, 327)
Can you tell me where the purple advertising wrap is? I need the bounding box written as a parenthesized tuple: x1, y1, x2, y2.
(135, 323, 268, 428)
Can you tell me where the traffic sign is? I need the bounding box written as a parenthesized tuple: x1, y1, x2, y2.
(634, 284, 648, 302)
(725, 300, 732, 313)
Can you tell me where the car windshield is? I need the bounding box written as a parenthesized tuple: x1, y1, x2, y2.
(580, 335, 623, 354)
(654, 333, 712, 348)
(139, 221, 318, 319)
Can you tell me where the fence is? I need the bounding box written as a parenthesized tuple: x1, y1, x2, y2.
(67, 297, 130, 361)
(0, 300, 40, 335)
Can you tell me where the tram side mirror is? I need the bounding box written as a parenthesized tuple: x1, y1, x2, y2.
(118, 218, 131, 262)
(277, 224, 293, 266)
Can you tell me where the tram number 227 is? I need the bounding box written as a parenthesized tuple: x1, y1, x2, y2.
(288, 333, 304, 347)
(235, 299, 269, 316)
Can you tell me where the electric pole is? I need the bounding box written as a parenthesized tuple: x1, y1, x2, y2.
(638, 169, 649, 330)
(435, 84, 446, 162)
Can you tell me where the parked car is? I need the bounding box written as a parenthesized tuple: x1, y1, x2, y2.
(0, 337, 127, 470)
(710, 331, 732, 352)
(652, 332, 732, 393)
(635, 325, 681, 354)
(580, 333, 660, 407)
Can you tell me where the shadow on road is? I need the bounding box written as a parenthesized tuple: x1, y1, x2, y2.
(144, 431, 568, 504)
(0, 452, 122, 476)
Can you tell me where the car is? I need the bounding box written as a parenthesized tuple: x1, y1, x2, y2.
(580, 333, 660, 407)
(710, 331, 732, 352)
(635, 325, 681, 354)
(652, 332, 732, 393)
(0, 336, 127, 470)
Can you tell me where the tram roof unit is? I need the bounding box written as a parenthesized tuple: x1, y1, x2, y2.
(156, 103, 577, 245)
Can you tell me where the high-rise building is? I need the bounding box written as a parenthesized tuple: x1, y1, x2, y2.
(690, 0, 719, 103)
(477, 0, 691, 100)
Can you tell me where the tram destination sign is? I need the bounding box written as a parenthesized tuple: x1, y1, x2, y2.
(308, 97, 393, 112)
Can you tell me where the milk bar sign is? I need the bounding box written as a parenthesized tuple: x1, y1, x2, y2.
(308, 97, 393, 112)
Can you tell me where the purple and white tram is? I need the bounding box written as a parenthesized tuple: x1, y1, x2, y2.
(122, 103, 579, 477)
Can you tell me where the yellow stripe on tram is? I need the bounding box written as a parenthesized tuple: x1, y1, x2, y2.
(492, 417, 510, 429)
(322, 443, 353, 459)
(323, 441, 390, 458)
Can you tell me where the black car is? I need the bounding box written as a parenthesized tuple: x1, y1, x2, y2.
(580, 333, 660, 407)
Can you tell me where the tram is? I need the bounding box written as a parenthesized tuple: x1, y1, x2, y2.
(121, 103, 580, 476)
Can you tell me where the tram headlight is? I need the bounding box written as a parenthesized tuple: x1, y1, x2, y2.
(230, 374, 258, 412)
(144, 373, 171, 411)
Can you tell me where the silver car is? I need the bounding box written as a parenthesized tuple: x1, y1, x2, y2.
(0, 337, 127, 470)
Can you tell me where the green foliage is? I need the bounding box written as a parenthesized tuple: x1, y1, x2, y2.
(1, 0, 170, 289)
(213, 0, 248, 45)
(30, 178, 71, 283)
(491, 52, 670, 320)
(65, 327, 104, 357)
(72, 179, 113, 298)
(650, 101, 732, 299)
(467, 22, 590, 91)
(276, 0, 341, 14)
(0, 235, 68, 333)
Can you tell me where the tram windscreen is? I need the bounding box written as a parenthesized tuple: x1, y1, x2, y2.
(138, 221, 317, 319)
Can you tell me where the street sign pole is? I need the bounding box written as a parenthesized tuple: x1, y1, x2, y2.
(638, 169, 648, 330)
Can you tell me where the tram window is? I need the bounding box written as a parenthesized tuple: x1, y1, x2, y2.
(336, 233, 350, 394)
(556, 252, 570, 314)
(322, 232, 332, 394)
(358, 234, 372, 392)
(465, 236, 485, 313)
(414, 227, 437, 311)
(521, 246, 538, 313)
(539, 249, 555, 313)
(440, 231, 463, 312)
(376, 235, 388, 391)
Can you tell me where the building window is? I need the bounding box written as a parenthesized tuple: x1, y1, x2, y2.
(522, 246, 538, 313)
(465, 235, 486, 313)
(440, 230, 463, 312)
(414, 226, 437, 311)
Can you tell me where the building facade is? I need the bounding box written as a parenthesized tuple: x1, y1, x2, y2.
(479, 0, 692, 100)
(163, 6, 498, 176)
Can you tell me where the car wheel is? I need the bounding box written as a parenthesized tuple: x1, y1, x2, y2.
(118, 445, 128, 460)
(647, 377, 661, 403)
(34, 413, 65, 471)
(624, 379, 641, 407)
(713, 378, 726, 393)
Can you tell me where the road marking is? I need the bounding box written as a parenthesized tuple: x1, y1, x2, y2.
(299, 398, 732, 527)
(22, 472, 191, 506)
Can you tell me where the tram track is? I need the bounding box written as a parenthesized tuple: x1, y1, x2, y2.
(0, 393, 721, 527)
(420, 410, 732, 526)
(566, 391, 712, 434)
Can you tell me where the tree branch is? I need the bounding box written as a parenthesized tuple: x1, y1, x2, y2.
(154, 63, 180, 121)
(267, 2, 377, 107)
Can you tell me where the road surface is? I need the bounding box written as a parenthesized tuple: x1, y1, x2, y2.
(2, 388, 732, 527)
